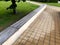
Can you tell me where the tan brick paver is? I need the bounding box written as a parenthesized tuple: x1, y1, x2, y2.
(13, 7, 60, 45)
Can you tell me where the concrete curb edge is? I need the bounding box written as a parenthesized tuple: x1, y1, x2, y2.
(2, 4, 47, 45)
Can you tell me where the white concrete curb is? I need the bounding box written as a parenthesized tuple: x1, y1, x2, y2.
(2, 5, 47, 45)
(26, 1, 41, 5)
(58, 1, 60, 3)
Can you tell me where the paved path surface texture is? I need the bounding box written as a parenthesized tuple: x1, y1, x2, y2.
(13, 6, 60, 45)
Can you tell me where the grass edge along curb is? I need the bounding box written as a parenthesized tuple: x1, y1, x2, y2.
(2, 4, 47, 45)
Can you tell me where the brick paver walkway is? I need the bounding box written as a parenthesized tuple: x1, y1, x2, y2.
(13, 7, 60, 45)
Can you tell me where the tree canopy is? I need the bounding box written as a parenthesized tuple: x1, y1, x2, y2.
(30, 0, 58, 2)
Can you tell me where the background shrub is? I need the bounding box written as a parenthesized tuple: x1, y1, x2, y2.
(30, 0, 58, 3)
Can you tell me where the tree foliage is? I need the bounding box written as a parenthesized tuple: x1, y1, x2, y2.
(30, 0, 58, 2)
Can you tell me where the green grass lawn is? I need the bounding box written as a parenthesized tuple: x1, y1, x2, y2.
(0, 1, 39, 32)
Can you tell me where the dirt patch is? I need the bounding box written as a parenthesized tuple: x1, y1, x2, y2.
(0, 26, 3, 31)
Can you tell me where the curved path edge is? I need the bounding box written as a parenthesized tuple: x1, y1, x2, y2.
(0, 4, 47, 45)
